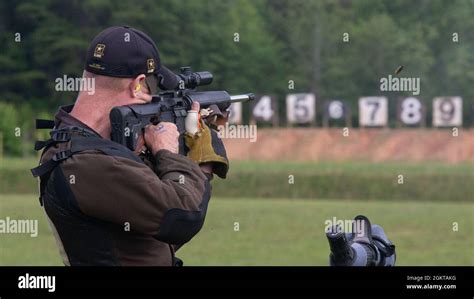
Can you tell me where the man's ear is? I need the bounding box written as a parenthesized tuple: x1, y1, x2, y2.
(129, 74, 152, 102)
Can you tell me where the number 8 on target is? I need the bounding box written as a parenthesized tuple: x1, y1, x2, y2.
(397, 97, 425, 127)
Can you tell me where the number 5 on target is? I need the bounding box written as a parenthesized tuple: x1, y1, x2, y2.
(359, 97, 388, 127)
(286, 93, 316, 125)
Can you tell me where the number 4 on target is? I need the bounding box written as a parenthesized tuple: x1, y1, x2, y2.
(252, 95, 277, 124)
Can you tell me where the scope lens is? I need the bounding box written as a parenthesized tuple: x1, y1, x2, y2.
(196, 72, 213, 86)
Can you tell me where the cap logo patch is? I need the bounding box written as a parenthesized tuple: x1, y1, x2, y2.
(147, 58, 155, 73)
(94, 44, 106, 58)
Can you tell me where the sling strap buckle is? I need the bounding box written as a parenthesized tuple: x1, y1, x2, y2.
(52, 150, 72, 162)
(51, 130, 71, 142)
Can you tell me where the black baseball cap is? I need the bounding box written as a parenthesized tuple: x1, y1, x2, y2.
(84, 26, 179, 93)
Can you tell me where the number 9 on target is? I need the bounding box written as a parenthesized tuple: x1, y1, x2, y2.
(432, 97, 463, 127)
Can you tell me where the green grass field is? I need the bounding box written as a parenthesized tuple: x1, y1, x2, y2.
(1, 194, 472, 266)
(3, 157, 474, 202)
(211, 160, 474, 202)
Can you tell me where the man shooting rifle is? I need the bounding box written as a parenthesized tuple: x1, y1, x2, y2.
(31, 26, 252, 266)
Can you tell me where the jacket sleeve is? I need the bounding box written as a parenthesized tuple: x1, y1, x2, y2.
(59, 149, 211, 245)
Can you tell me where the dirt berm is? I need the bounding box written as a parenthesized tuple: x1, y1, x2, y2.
(222, 128, 473, 163)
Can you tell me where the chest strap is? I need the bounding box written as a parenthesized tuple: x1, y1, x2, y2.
(34, 126, 97, 151)
(32, 135, 143, 178)
(31, 125, 143, 205)
(35, 119, 56, 129)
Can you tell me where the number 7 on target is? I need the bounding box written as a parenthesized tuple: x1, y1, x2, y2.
(358, 97, 388, 127)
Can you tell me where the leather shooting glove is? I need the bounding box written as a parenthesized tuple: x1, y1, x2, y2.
(184, 103, 229, 178)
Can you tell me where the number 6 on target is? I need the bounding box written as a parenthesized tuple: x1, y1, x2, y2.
(359, 97, 388, 127)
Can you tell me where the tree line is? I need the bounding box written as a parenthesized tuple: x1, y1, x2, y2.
(0, 0, 473, 155)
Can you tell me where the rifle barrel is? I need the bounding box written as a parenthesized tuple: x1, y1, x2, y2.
(230, 93, 255, 103)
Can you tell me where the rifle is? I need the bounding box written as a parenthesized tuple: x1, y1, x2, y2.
(110, 67, 254, 155)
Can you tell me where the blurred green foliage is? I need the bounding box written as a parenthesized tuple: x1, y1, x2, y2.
(0, 0, 473, 155)
(0, 102, 21, 156)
